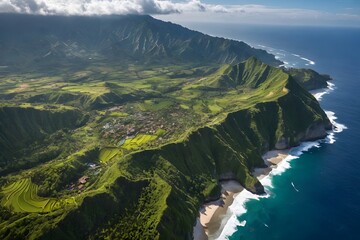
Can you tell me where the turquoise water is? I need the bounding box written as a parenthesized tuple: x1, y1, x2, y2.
(186, 24, 360, 239)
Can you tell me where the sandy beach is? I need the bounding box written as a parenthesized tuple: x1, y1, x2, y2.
(193, 149, 290, 240)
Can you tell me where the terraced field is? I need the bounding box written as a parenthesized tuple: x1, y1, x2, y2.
(99, 134, 158, 163)
(99, 148, 122, 163)
(122, 134, 158, 150)
(1, 179, 76, 213)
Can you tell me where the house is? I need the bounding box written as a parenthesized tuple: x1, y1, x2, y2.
(78, 176, 90, 184)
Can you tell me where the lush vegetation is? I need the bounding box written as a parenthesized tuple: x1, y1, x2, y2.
(1, 179, 76, 213)
(0, 14, 332, 239)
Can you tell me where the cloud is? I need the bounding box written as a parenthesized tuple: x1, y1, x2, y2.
(0, 0, 210, 15)
(0, 0, 359, 26)
(0, 0, 256, 15)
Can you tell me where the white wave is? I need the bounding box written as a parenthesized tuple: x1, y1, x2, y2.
(271, 155, 298, 177)
(215, 141, 320, 240)
(326, 132, 336, 144)
(300, 57, 315, 65)
(291, 182, 300, 192)
(214, 189, 269, 240)
(327, 111, 347, 133)
(310, 82, 347, 144)
(260, 174, 274, 189)
(311, 82, 335, 101)
(325, 110, 348, 144)
(255, 45, 316, 68)
(291, 54, 316, 65)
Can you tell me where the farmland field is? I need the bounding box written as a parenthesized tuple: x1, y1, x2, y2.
(1, 179, 76, 213)
(99, 148, 122, 163)
(122, 134, 158, 150)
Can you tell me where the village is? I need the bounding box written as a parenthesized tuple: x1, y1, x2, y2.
(66, 163, 101, 193)
(101, 104, 185, 146)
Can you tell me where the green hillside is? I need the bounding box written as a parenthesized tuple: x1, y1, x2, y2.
(0, 14, 332, 240)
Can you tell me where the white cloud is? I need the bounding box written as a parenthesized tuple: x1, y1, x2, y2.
(0, 0, 209, 15)
(0, 0, 359, 26)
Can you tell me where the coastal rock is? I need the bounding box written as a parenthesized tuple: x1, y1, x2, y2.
(275, 136, 290, 150)
(275, 121, 332, 151)
(248, 181, 266, 195)
(219, 173, 265, 194)
(302, 122, 330, 141)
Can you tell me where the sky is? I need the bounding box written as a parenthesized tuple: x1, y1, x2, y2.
(200, 0, 359, 13)
(0, 0, 359, 27)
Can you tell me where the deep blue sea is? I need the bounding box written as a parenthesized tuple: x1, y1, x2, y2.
(186, 23, 360, 240)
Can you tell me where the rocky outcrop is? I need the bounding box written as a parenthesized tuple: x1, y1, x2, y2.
(275, 136, 290, 150)
(302, 122, 332, 141)
(286, 68, 332, 91)
(275, 122, 332, 149)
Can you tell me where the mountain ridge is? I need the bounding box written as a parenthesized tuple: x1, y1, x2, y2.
(0, 13, 281, 68)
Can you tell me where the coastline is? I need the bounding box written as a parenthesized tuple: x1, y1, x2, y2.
(193, 149, 290, 240)
(193, 82, 343, 240)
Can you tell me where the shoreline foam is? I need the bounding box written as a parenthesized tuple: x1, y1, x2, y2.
(193, 150, 291, 240)
(193, 180, 244, 240)
(194, 83, 346, 240)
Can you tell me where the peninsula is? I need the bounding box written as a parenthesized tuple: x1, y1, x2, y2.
(0, 14, 332, 239)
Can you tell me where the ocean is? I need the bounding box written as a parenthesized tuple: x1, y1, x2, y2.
(185, 23, 360, 239)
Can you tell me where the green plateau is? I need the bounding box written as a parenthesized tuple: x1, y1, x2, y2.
(0, 14, 332, 239)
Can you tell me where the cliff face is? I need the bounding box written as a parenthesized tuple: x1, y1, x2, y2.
(31, 76, 331, 240)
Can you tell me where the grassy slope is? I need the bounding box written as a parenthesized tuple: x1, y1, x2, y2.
(0, 58, 331, 239)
